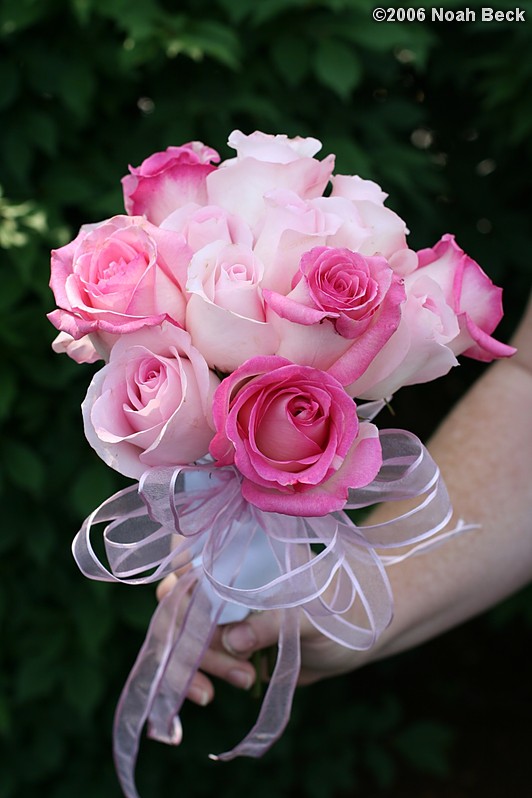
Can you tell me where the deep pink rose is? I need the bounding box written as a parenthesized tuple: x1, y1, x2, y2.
(122, 142, 220, 225)
(416, 234, 516, 361)
(206, 130, 335, 231)
(264, 247, 406, 383)
(82, 322, 219, 479)
(209, 356, 382, 516)
(48, 215, 187, 355)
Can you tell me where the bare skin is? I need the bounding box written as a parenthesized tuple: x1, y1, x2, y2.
(158, 295, 532, 705)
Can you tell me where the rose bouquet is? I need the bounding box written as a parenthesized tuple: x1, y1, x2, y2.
(48, 131, 514, 798)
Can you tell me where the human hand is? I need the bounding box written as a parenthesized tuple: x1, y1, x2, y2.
(156, 573, 367, 706)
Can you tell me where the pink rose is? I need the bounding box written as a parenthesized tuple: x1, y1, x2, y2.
(344, 274, 461, 399)
(330, 174, 388, 204)
(161, 203, 253, 253)
(185, 241, 278, 373)
(122, 142, 220, 225)
(206, 130, 335, 230)
(51, 331, 101, 364)
(47, 215, 187, 354)
(416, 234, 516, 361)
(160, 202, 254, 288)
(344, 236, 516, 399)
(264, 246, 405, 382)
(82, 322, 219, 479)
(329, 175, 418, 275)
(209, 356, 382, 516)
(254, 190, 343, 295)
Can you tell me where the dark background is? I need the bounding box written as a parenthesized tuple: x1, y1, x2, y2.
(1, 1, 531, 796)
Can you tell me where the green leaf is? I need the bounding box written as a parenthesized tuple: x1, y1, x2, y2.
(393, 720, 454, 777)
(0, 59, 19, 110)
(0, 0, 52, 36)
(15, 649, 59, 701)
(59, 61, 96, 119)
(314, 39, 361, 99)
(342, 17, 435, 61)
(69, 461, 124, 518)
(92, 0, 161, 33)
(270, 33, 310, 87)
(26, 514, 55, 566)
(248, 0, 308, 26)
(322, 134, 373, 178)
(43, 164, 97, 207)
(1, 439, 45, 497)
(25, 727, 65, 780)
(216, 0, 256, 23)
(1, 127, 32, 186)
(168, 20, 241, 70)
(70, 0, 92, 25)
(19, 110, 58, 157)
(72, 584, 113, 658)
(116, 584, 155, 631)
(0, 690, 11, 736)
(364, 741, 396, 788)
(63, 658, 105, 718)
(0, 370, 17, 422)
(19, 45, 67, 97)
(0, 270, 26, 309)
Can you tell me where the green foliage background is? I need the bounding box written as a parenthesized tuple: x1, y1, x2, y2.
(1, 1, 531, 796)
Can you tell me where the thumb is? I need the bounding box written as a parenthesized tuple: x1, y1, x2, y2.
(221, 610, 283, 657)
(221, 608, 316, 657)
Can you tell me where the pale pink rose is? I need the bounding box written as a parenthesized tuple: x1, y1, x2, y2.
(344, 274, 461, 399)
(160, 203, 254, 288)
(122, 142, 220, 225)
(330, 174, 388, 204)
(254, 190, 343, 295)
(47, 215, 187, 355)
(161, 203, 253, 252)
(82, 321, 219, 479)
(416, 234, 516, 361)
(51, 332, 101, 364)
(344, 236, 516, 399)
(206, 130, 335, 230)
(264, 246, 405, 383)
(329, 175, 418, 275)
(209, 356, 382, 516)
(227, 130, 327, 162)
(185, 241, 278, 373)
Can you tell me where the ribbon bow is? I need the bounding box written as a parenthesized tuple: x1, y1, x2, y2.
(73, 429, 468, 798)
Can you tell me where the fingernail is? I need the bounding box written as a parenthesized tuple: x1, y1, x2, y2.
(188, 686, 210, 706)
(222, 623, 257, 655)
(227, 668, 254, 690)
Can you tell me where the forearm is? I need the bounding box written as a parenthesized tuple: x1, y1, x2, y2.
(361, 302, 532, 664)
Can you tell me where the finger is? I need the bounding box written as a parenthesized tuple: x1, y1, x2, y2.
(221, 610, 283, 657)
(199, 644, 256, 691)
(186, 670, 215, 706)
(156, 572, 177, 602)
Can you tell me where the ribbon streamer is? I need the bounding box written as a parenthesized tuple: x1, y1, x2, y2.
(72, 429, 470, 798)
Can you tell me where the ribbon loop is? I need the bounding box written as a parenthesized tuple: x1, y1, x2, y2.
(71, 429, 467, 798)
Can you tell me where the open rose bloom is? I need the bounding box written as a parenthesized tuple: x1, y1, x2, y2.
(49, 131, 515, 798)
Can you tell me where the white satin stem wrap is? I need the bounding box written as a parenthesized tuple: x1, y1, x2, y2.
(72, 429, 471, 798)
